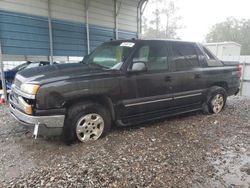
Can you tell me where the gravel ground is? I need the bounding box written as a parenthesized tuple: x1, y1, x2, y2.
(1, 96, 250, 187)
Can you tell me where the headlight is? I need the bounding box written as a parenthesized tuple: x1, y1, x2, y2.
(20, 84, 40, 95)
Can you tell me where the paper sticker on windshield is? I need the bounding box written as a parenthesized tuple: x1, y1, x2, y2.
(120, 42, 135, 48)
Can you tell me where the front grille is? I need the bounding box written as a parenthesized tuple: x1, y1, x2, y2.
(13, 92, 19, 103)
(14, 78, 22, 89)
(9, 92, 20, 110)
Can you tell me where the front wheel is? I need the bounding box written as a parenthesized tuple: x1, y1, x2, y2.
(63, 102, 111, 144)
(203, 87, 227, 114)
(76, 113, 105, 142)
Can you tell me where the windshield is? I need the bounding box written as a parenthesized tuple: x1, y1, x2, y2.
(83, 41, 135, 69)
(26, 62, 40, 69)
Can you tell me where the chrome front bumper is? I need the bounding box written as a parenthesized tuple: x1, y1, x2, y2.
(10, 103, 65, 136)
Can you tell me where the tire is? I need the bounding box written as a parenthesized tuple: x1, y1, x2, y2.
(202, 86, 227, 114)
(62, 101, 111, 145)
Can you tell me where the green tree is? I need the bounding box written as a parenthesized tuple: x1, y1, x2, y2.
(142, 0, 182, 39)
(206, 17, 250, 55)
(161, 1, 183, 38)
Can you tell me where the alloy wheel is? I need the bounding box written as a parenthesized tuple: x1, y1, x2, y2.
(211, 94, 225, 114)
(76, 113, 104, 142)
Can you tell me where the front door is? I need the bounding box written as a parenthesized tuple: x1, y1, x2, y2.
(119, 41, 172, 123)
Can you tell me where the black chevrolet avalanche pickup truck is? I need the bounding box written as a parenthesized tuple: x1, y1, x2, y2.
(9, 40, 240, 144)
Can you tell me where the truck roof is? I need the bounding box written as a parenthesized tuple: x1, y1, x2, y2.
(107, 39, 199, 45)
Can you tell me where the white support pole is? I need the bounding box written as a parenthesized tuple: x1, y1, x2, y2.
(137, 0, 148, 39)
(0, 41, 8, 103)
(137, 2, 140, 39)
(114, 0, 123, 40)
(85, 0, 90, 54)
(48, 0, 54, 65)
(114, 0, 118, 40)
(240, 62, 246, 96)
(140, 0, 148, 39)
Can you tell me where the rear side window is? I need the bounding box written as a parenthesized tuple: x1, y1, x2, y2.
(203, 46, 215, 60)
(202, 46, 223, 66)
(172, 42, 200, 71)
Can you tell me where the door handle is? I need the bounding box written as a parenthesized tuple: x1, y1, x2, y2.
(165, 76, 172, 82)
(194, 74, 201, 79)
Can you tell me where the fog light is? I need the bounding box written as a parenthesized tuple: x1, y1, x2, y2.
(24, 105, 33, 115)
(18, 97, 33, 115)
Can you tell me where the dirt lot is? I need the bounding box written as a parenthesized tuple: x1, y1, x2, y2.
(0, 96, 250, 187)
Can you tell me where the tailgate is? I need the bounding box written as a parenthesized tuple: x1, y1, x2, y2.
(222, 61, 239, 66)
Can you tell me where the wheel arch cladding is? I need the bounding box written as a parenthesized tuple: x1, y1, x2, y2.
(37, 91, 65, 109)
(64, 95, 115, 121)
(213, 82, 229, 91)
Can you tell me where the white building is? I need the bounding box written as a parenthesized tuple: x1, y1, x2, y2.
(203, 42, 241, 59)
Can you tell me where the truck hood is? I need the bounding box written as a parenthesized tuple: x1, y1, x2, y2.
(15, 63, 113, 86)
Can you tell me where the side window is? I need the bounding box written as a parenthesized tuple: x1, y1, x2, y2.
(133, 46, 150, 62)
(203, 47, 215, 60)
(202, 46, 223, 66)
(172, 43, 200, 71)
(132, 42, 168, 71)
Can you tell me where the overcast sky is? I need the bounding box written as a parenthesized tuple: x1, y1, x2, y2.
(144, 0, 250, 42)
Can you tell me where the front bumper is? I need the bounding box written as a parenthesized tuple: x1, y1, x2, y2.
(10, 101, 65, 137)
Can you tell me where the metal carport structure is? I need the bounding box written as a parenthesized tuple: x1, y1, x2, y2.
(0, 0, 148, 101)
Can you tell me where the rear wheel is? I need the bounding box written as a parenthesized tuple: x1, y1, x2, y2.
(210, 93, 225, 113)
(203, 86, 227, 114)
(63, 102, 111, 144)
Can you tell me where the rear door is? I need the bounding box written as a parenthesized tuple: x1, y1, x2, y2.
(168, 42, 204, 109)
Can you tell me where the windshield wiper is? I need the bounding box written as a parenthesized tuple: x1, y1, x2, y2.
(80, 60, 87, 64)
(88, 63, 109, 69)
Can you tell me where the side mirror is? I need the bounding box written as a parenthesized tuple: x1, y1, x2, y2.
(130, 62, 147, 72)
